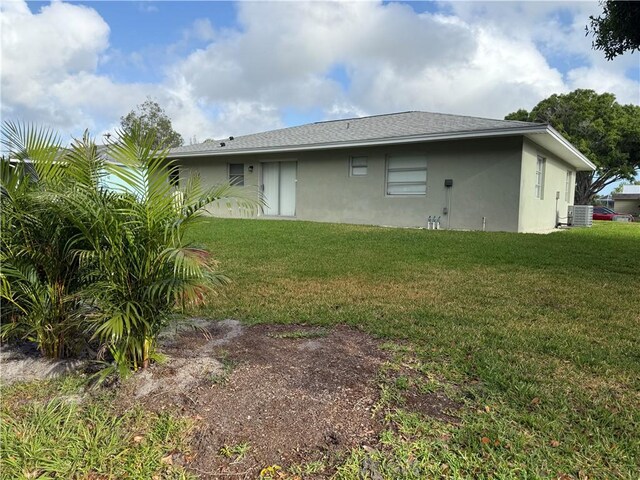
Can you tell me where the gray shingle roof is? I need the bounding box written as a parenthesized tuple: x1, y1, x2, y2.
(170, 111, 540, 156)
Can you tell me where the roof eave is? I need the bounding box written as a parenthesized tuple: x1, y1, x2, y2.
(525, 126, 596, 171)
(170, 124, 596, 171)
(170, 125, 548, 158)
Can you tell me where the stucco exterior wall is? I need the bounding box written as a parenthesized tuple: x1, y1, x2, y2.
(175, 136, 527, 232)
(177, 157, 262, 218)
(518, 138, 577, 233)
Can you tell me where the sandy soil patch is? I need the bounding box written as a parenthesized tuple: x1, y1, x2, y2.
(119, 321, 388, 478)
(0, 345, 86, 386)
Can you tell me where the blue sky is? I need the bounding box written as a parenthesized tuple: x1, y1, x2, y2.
(3, 1, 640, 192)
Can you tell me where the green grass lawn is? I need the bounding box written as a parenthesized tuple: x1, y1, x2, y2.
(2, 220, 638, 479)
(187, 219, 640, 479)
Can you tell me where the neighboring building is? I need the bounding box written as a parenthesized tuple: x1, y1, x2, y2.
(613, 185, 640, 218)
(169, 111, 595, 233)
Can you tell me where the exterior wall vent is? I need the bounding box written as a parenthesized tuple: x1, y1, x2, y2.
(568, 205, 593, 227)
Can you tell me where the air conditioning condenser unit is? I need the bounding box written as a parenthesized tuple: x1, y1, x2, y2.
(568, 205, 593, 227)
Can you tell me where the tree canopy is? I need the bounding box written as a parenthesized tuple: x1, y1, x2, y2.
(120, 98, 184, 149)
(505, 89, 640, 205)
(587, 1, 640, 60)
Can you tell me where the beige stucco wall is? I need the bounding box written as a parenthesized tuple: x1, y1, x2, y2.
(294, 138, 523, 231)
(176, 157, 262, 218)
(518, 138, 577, 233)
(174, 136, 546, 232)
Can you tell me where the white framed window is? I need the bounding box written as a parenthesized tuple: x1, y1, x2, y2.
(565, 170, 573, 203)
(535, 155, 545, 199)
(386, 155, 427, 195)
(350, 156, 368, 176)
(229, 163, 244, 186)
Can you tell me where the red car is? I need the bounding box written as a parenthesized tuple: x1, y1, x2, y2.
(592, 206, 633, 221)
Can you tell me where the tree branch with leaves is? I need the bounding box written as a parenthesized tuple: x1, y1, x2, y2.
(587, 1, 640, 60)
(506, 89, 640, 205)
(120, 98, 184, 149)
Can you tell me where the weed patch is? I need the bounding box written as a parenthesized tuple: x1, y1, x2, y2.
(268, 327, 328, 339)
(0, 378, 194, 479)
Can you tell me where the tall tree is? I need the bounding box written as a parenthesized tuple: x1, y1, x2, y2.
(506, 89, 640, 205)
(587, 1, 640, 60)
(120, 98, 184, 149)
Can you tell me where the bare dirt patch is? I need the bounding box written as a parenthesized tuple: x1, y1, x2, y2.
(119, 321, 388, 478)
(403, 390, 463, 424)
(3, 320, 464, 478)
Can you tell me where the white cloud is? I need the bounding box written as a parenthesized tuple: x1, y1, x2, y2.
(1, 0, 638, 144)
(0, 1, 220, 139)
(191, 18, 216, 42)
(442, 0, 640, 107)
(0, 0, 139, 134)
(1, 1, 109, 106)
(167, 1, 575, 120)
(567, 67, 640, 105)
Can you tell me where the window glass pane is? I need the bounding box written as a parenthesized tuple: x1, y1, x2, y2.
(350, 156, 367, 176)
(262, 162, 279, 215)
(229, 163, 244, 186)
(229, 164, 244, 175)
(387, 183, 425, 195)
(279, 161, 296, 216)
(169, 166, 179, 187)
(535, 156, 545, 198)
(351, 157, 367, 167)
(230, 175, 244, 186)
(388, 156, 427, 169)
(386, 154, 427, 195)
(388, 170, 427, 183)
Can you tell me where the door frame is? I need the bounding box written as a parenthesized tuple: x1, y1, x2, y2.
(260, 160, 297, 217)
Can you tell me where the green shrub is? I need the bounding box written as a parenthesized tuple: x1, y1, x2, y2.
(0, 122, 257, 374)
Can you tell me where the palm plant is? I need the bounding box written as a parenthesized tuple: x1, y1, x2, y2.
(1, 122, 258, 373)
(1, 125, 86, 357)
(68, 126, 258, 374)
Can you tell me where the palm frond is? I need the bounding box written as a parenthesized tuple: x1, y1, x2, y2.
(1, 121, 65, 185)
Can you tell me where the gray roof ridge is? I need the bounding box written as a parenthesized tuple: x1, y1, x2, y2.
(409, 110, 544, 126)
(168, 110, 554, 156)
(311, 110, 419, 124)
(193, 110, 542, 148)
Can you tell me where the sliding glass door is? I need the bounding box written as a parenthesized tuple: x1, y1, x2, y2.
(262, 161, 296, 216)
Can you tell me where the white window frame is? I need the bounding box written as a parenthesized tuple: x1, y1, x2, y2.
(228, 163, 245, 186)
(565, 170, 573, 203)
(386, 154, 427, 196)
(535, 155, 545, 199)
(349, 156, 368, 177)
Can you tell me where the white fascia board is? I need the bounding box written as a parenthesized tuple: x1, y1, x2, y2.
(169, 126, 549, 158)
(525, 126, 596, 171)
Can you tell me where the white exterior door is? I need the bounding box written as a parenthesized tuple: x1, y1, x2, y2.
(262, 161, 296, 216)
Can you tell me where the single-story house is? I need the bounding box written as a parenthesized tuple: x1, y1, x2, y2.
(613, 185, 640, 218)
(169, 111, 595, 233)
